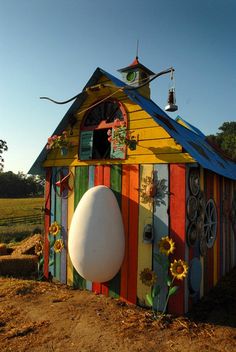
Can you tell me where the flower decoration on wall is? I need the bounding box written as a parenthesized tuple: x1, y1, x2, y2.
(54, 239, 64, 253)
(107, 119, 138, 152)
(170, 259, 188, 280)
(140, 173, 168, 210)
(49, 221, 61, 236)
(141, 236, 188, 317)
(140, 268, 157, 287)
(158, 236, 175, 256)
(46, 131, 73, 155)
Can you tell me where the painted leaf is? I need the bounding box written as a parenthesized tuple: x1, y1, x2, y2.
(146, 293, 153, 307)
(169, 286, 179, 296)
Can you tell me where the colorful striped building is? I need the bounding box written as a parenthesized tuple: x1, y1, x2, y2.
(30, 58, 236, 315)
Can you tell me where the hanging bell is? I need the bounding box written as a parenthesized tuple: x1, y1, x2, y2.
(165, 87, 178, 112)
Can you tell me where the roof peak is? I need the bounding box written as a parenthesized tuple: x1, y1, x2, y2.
(118, 57, 154, 76)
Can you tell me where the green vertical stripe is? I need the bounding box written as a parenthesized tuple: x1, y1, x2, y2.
(73, 166, 89, 289)
(109, 165, 122, 298)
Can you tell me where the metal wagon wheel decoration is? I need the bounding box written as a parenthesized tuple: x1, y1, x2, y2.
(187, 222, 198, 247)
(189, 168, 200, 196)
(204, 199, 217, 248)
(53, 169, 74, 198)
(187, 195, 198, 221)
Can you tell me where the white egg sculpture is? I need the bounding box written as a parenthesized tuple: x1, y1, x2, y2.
(68, 185, 125, 283)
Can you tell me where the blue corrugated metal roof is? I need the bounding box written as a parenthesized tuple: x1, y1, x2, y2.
(29, 67, 236, 180)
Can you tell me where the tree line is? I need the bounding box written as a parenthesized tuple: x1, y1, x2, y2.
(0, 171, 44, 198)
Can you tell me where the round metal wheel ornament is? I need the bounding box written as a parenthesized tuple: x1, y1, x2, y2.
(187, 195, 198, 221)
(189, 169, 200, 196)
(196, 216, 204, 240)
(187, 222, 198, 247)
(197, 190, 206, 219)
(204, 199, 217, 248)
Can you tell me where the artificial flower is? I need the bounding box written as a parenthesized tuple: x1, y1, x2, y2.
(49, 221, 61, 236)
(158, 236, 175, 256)
(54, 239, 64, 253)
(170, 259, 188, 280)
(35, 240, 43, 256)
(139, 268, 157, 287)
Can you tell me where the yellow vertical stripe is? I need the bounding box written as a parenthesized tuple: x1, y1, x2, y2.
(67, 166, 75, 286)
(137, 164, 153, 306)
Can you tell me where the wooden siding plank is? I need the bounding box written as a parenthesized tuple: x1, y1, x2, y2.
(61, 167, 68, 284)
(101, 165, 111, 297)
(109, 165, 122, 298)
(120, 165, 130, 301)
(55, 168, 62, 282)
(43, 168, 51, 279)
(213, 174, 220, 286)
(43, 152, 195, 168)
(127, 164, 139, 304)
(92, 165, 104, 294)
(128, 139, 182, 155)
(168, 164, 186, 315)
(73, 166, 89, 289)
(199, 167, 205, 298)
(205, 171, 214, 293)
(49, 168, 56, 278)
(153, 164, 169, 311)
(137, 164, 153, 306)
(85, 165, 95, 291)
(130, 118, 161, 130)
(67, 167, 75, 286)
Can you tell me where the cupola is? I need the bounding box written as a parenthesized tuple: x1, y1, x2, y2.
(118, 57, 154, 99)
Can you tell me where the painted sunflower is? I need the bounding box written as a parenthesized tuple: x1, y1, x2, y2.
(54, 239, 64, 253)
(35, 240, 43, 256)
(158, 236, 175, 256)
(139, 268, 157, 287)
(49, 221, 61, 236)
(170, 259, 188, 280)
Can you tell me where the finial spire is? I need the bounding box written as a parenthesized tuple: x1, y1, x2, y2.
(136, 39, 139, 59)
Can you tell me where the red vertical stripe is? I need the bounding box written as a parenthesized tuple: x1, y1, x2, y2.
(44, 168, 51, 279)
(169, 164, 186, 315)
(216, 175, 221, 282)
(206, 171, 214, 292)
(120, 165, 130, 301)
(101, 165, 111, 296)
(92, 166, 104, 294)
(127, 165, 139, 304)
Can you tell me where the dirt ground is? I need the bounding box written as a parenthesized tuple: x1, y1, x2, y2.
(0, 268, 236, 352)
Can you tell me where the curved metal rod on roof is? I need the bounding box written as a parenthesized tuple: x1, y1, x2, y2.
(39, 67, 175, 104)
(40, 92, 83, 105)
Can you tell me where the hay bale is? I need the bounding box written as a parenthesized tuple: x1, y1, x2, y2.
(0, 243, 8, 256)
(0, 255, 38, 278)
(12, 234, 43, 256)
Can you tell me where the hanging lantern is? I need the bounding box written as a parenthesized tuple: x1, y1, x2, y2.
(165, 69, 178, 112)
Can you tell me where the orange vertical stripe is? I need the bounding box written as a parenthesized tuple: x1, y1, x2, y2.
(127, 165, 139, 304)
(169, 164, 186, 315)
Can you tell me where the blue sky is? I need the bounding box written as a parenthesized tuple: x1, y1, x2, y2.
(0, 0, 235, 173)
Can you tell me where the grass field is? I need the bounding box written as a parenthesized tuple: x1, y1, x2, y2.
(0, 198, 44, 244)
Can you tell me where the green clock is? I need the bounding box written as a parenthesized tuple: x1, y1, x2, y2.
(126, 71, 137, 82)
